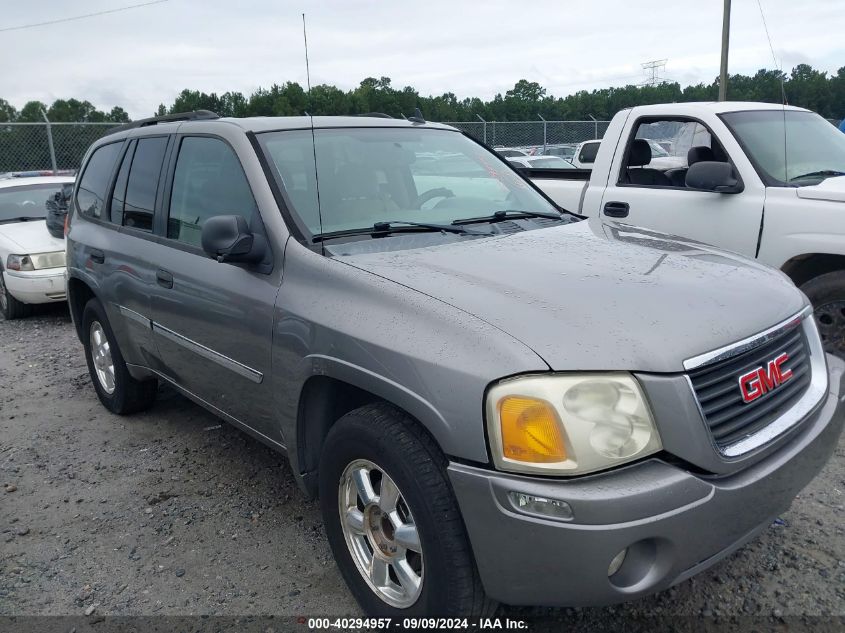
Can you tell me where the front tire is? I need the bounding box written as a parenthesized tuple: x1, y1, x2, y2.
(801, 271, 845, 357)
(82, 298, 157, 414)
(0, 267, 33, 320)
(319, 403, 494, 617)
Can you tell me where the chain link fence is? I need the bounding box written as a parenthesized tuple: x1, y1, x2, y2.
(444, 120, 610, 149)
(4, 117, 841, 174)
(0, 122, 117, 174)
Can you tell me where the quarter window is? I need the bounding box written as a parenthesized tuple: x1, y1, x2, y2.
(167, 137, 257, 246)
(76, 142, 122, 219)
(123, 136, 168, 232)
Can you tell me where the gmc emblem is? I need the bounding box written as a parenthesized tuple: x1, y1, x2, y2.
(738, 353, 793, 404)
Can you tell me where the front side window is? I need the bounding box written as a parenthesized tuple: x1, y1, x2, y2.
(258, 127, 556, 236)
(721, 110, 845, 185)
(76, 142, 122, 219)
(167, 137, 257, 247)
(123, 136, 168, 232)
(620, 119, 728, 188)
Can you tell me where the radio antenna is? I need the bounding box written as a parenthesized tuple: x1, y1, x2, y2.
(302, 13, 313, 100)
(302, 13, 323, 245)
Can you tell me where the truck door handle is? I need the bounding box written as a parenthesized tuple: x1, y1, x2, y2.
(90, 249, 105, 264)
(156, 269, 173, 289)
(603, 202, 630, 218)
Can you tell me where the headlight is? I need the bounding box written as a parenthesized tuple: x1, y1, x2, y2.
(486, 373, 662, 476)
(6, 251, 65, 271)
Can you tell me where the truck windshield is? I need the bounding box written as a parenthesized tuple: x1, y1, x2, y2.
(257, 127, 559, 237)
(721, 110, 845, 185)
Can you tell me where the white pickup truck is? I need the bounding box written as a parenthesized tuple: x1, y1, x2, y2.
(528, 102, 845, 355)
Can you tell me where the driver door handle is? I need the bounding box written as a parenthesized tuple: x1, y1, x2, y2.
(156, 269, 173, 289)
(603, 201, 630, 218)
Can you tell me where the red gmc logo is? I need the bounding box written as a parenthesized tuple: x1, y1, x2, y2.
(738, 353, 793, 404)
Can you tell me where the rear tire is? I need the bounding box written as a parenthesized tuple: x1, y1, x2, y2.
(82, 298, 157, 414)
(319, 402, 495, 617)
(800, 271, 845, 357)
(0, 267, 33, 320)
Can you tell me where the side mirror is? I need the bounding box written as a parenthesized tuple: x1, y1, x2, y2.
(685, 161, 743, 194)
(201, 215, 263, 263)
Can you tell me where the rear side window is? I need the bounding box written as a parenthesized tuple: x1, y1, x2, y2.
(110, 140, 135, 224)
(578, 142, 600, 164)
(76, 142, 122, 219)
(167, 136, 257, 247)
(123, 136, 168, 232)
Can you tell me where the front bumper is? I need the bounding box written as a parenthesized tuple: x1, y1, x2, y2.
(3, 268, 67, 304)
(448, 354, 845, 607)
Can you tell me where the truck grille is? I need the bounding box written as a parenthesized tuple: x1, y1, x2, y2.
(688, 324, 812, 451)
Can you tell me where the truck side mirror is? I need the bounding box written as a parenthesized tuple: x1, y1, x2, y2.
(685, 161, 743, 194)
(201, 215, 264, 263)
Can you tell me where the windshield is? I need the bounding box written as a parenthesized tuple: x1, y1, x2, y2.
(258, 128, 558, 236)
(721, 110, 845, 185)
(0, 183, 65, 223)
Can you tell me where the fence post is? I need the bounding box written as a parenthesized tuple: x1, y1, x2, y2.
(538, 114, 547, 151)
(475, 114, 487, 145)
(40, 109, 58, 175)
(588, 114, 599, 140)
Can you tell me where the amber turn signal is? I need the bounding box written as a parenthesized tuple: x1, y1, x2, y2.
(498, 396, 567, 463)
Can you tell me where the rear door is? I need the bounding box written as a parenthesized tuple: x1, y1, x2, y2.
(598, 117, 765, 257)
(148, 133, 279, 435)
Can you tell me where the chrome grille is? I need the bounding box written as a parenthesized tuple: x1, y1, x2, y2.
(688, 323, 812, 450)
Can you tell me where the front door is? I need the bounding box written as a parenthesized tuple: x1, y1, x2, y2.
(600, 118, 765, 258)
(147, 135, 280, 436)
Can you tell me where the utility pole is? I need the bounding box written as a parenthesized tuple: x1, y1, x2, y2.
(719, 0, 731, 101)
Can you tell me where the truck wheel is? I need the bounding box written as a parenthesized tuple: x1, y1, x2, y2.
(82, 298, 157, 414)
(0, 267, 33, 320)
(319, 403, 494, 617)
(801, 271, 845, 357)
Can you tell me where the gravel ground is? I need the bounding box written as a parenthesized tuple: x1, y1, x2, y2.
(1, 306, 844, 626)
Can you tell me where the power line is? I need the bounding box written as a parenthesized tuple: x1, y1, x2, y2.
(0, 0, 168, 33)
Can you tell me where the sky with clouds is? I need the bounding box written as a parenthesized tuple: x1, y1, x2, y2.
(2, 0, 843, 119)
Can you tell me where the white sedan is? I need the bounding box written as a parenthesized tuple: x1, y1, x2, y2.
(0, 175, 75, 319)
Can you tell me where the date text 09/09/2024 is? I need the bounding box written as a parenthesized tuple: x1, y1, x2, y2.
(304, 618, 528, 629)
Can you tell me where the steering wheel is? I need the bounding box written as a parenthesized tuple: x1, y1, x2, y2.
(415, 187, 455, 208)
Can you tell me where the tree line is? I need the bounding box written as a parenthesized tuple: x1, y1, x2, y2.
(2, 64, 844, 124)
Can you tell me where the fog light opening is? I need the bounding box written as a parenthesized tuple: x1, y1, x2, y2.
(607, 548, 628, 577)
(507, 491, 573, 521)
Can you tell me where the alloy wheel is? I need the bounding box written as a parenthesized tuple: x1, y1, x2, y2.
(338, 459, 424, 608)
(89, 321, 116, 394)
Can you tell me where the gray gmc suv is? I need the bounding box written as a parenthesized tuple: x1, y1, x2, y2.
(66, 110, 844, 616)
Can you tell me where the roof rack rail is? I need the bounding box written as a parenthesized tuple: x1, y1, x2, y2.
(355, 112, 393, 119)
(109, 110, 220, 133)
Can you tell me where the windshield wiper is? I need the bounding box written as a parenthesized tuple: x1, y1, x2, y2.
(451, 209, 563, 225)
(789, 170, 845, 182)
(313, 220, 484, 243)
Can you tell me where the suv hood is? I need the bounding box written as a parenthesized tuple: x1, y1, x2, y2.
(338, 218, 805, 373)
(0, 220, 64, 252)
